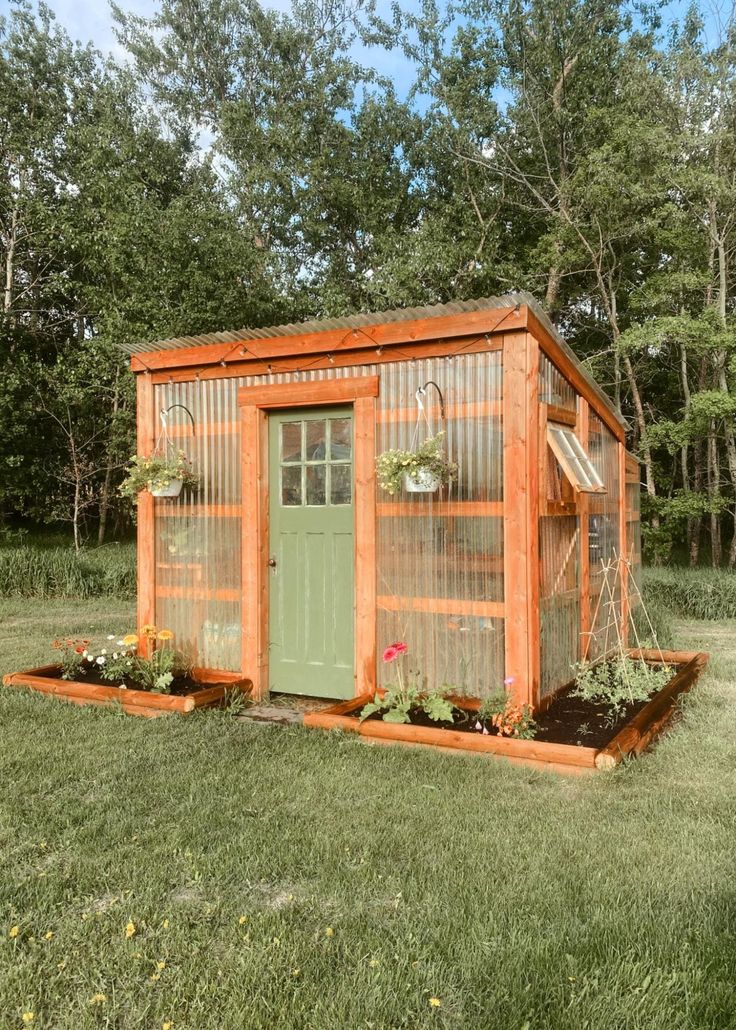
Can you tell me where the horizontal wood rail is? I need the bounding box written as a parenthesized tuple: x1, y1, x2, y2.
(376, 400, 502, 423)
(238, 375, 379, 407)
(377, 595, 504, 618)
(168, 422, 236, 438)
(546, 404, 577, 427)
(133, 304, 525, 374)
(157, 586, 240, 602)
(155, 504, 240, 517)
(377, 501, 503, 517)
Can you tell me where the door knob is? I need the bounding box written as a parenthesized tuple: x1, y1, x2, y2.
(267, 557, 277, 568)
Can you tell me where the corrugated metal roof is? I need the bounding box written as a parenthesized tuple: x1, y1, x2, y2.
(122, 291, 625, 426)
(120, 292, 531, 355)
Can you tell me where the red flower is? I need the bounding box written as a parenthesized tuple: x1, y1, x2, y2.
(382, 642, 408, 663)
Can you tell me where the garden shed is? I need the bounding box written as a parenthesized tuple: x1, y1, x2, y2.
(124, 293, 642, 714)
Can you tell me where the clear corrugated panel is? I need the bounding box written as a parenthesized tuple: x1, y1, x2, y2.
(154, 378, 241, 670)
(375, 352, 504, 696)
(539, 515, 580, 697)
(152, 350, 504, 689)
(626, 480, 642, 606)
(587, 413, 621, 657)
(539, 352, 576, 410)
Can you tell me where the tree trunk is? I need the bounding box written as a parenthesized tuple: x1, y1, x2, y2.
(707, 423, 721, 567)
(3, 206, 17, 318)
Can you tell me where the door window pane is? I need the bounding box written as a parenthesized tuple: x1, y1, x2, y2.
(281, 422, 302, 463)
(330, 418, 352, 461)
(305, 420, 327, 461)
(330, 464, 352, 505)
(281, 465, 302, 506)
(306, 465, 326, 505)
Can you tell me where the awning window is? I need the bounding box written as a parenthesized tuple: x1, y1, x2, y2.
(547, 423, 606, 494)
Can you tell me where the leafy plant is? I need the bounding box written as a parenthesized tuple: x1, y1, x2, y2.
(474, 685, 537, 739)
(571, 657, 672, 716)
(52, 637, 89, 681)
(375, 433, 457, 495)
(119, 452, 198, 503)
(124, 625, 185, 693)
(359, 642, 458, 724)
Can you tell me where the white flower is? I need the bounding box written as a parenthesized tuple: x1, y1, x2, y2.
(126, 660, 132, 667)
(85, 656, 94, 662)
(82, 650, 88, 658)
(107, 635, 115, 641)
(101, 649, 107, 656)
(96, 656, 106, 666)
(117, 640, 124, 646)
(112, 653, 118, 660)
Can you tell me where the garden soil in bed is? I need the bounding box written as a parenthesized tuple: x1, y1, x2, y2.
(35, 668, 206, 697)
(363, 690, 650, 750)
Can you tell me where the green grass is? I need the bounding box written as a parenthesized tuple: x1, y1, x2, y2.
(0, 543, 136, 599)
(0, 599, 735, 1028)
(643, 565, 736, 621)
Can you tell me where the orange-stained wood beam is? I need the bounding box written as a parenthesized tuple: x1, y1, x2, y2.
(377, 501, 503, 517)
(241, 405, 268, 699)
(157, 586, 240, 602)
(132, 304, 526, 373)
(155, 504, 241, 517)
(354, 395, 377, 696)
(619, 441, 629, 647)
(238, 375, 379, 408)
(136, 374, 156, 654)
(577, 399, 591, 659)
(146, 335, 505, 385)
(503, 331, 540, 710)
(377, 596, 504, 618)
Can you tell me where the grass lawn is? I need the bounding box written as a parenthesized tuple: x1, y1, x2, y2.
(0, 600, 734, 1028)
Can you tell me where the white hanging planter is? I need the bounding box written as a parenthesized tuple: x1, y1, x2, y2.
(150, 478, 183, 498)
(404, 469, 440, 493)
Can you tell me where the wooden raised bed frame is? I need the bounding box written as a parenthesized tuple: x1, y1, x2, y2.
(2, 665, 251, 718)
(303, 650, 709, 774)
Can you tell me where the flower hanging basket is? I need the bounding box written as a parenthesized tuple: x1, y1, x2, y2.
(403, 469, 441, 493)
(119, 405, 198, 503)
(150, 478, 184, 498)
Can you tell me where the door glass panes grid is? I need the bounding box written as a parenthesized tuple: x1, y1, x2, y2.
(280, 416, 352, 507)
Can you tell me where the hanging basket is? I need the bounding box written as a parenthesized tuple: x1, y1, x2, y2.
(150, 478, 184, 498)
(403, 469, 441, 493)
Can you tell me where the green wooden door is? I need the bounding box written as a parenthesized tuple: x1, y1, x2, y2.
(268, 407, 355, 698)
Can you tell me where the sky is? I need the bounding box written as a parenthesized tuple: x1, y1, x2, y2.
(4, 0, 422, 101)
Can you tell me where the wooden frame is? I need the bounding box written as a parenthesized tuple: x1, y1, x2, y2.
(237, 376, 379, 701)
(303, 650, 708, 774)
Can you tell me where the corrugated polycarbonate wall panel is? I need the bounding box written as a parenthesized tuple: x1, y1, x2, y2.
(153, 350, 505, 689)
(539, 352, 576, 411)
(587, 413, 621, 657)
(626, 481, 642, 606)
(539, 515, 580, 697)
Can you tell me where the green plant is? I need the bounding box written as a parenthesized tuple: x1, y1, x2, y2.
(571, 656, 672, 715)
(125, 625, 185, 693)
(119, 452, 198, 503)
(475, 686, 537, 738)
(0, 544, 136, 599)
(51, 637, 89, 680)
(375, 432, 457, 495)
(359, 641, 457, 724)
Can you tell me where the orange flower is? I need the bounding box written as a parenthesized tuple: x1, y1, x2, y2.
(141, 624, 157, 638)
(157, 629, 174, 642)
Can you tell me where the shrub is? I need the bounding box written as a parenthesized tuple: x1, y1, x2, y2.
(0, 544, 136, 599)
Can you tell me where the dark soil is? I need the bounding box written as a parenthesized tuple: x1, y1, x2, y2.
(40, 666, 210, 697)
(362, 687, 656, 749)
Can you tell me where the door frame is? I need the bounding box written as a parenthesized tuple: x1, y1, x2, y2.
(237, 376, 379, 701)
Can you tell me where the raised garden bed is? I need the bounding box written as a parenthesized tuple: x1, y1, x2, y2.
(303, 649, 709, 773)
(2, 665, 251, 717)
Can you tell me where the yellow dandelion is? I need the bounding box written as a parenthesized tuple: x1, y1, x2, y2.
(429, 997, 442, 1008)
(8, 925, 19, 938)
(125, 921, 136, 939)
(89, 993, 106, 1006)
(22, 1014, 34, 1025)
(150, 972, 161, 982)
(163, 1022, 173, 1030)
(325, 927, 334, 938)
(44, 931, 54, 941)
(122, 634, 139, 646)
(141, 624, 157, 638)
(369, 958, 379, 968)
(291, 968, 301, 977)
(238, 916, 247, 925)
(156, 960, 166, 971)
(162, 919, 170, 929)
(157, 629, 174, 641)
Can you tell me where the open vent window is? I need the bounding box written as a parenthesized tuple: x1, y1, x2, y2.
(547, 423, 606, 494)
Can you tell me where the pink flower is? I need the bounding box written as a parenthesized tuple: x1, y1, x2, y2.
(382, 642, 408, 663)
(504, 677, 514, 686)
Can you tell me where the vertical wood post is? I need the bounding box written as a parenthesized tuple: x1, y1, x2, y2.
(577, 399, 590, 659)
(618, 442, 629, 647)
(241, 406, 268, 699)
(136, 373, 156, 655)
(503, 332, 540, 710)
(354, 396, 377, 696)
